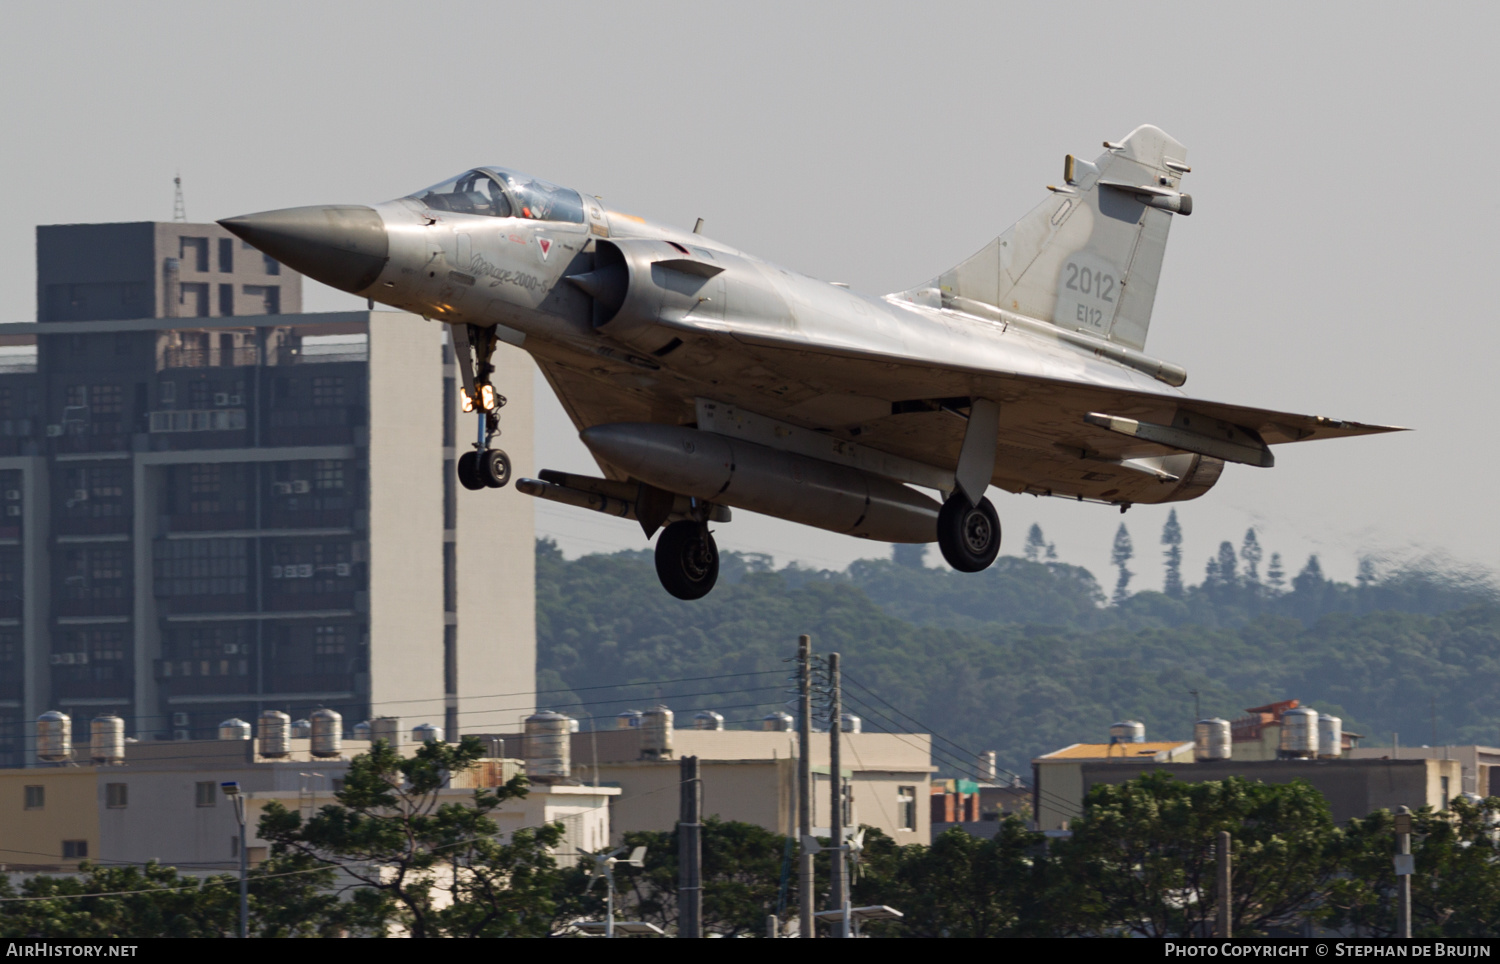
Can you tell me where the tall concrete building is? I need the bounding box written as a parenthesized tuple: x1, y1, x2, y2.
(0, 220, 536, 763)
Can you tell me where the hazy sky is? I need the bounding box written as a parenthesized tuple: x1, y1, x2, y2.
(4, 2, 1495, 590)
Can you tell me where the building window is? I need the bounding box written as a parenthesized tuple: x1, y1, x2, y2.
(63, 840, 89, 859)
(218, 284, 234, 316)
(196, 781, 217, 807)
(218, 238, 233, 273)
(443, 459, 455, 530)
(24, 785, 43, 810)
(54, 630, 128, 683)
(153, 538, 249, 598)
(263, 253, 281, 276)
(59, 547, 128, 601)
(268, 541, 354, 594)
(443, 624, 457, 696)
(443, 542, 456, 613)
(242, 285, 280, 315)
(230, 836, 239, 858)
(180, 283, 210, 317)
(106, 783, 127, 808)
(311, 377, 345, 408)
(314, 625, 348, 659)
(180, 237, 209, 272)
(313, 460, 344, 491)
(897, 786, 917, 831)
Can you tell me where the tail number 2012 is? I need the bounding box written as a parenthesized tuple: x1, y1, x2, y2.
(1064, 262, 1115, 303)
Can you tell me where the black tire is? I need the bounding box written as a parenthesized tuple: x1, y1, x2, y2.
(481, 448, 511, 488)
(936, 495, 1001, 573)
(654, 521, 719, 600)
(456, 451, 485, 491)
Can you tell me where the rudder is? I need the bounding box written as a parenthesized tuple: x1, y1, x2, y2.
(921, 125, 1191, 352)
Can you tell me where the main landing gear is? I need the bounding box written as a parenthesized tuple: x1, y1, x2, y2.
(936, 493, 1001, 573)
(654, 520, 720, 600)
(453, 324, 511, 492)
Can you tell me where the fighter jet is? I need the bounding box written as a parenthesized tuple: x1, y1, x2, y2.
(221, 125, 1399, 600)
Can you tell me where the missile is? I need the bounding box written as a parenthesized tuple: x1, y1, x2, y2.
(580, 423, 939, 544)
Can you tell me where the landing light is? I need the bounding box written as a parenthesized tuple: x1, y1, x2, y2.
(460, 388, 475, 413)
(480, 385, 496, 412)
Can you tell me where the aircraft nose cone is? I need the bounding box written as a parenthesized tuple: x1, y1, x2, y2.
(218, 205, 389, 295)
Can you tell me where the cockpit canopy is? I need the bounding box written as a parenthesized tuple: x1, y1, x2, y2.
(409, 168, 586, 224)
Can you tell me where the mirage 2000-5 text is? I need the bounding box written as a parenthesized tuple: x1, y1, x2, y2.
(222, 126, 1400, 600)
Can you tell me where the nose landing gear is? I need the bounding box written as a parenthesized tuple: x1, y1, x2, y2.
(453, 324, 511, 491)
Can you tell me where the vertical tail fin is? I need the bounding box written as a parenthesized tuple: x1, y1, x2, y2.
(916, 125, 1191, 352)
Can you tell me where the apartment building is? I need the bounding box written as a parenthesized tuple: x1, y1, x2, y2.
(0, 220, 536, 762)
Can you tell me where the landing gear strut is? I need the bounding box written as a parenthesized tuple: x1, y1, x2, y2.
(936, 494, 1001, 573)
(453, 324, 510, 491)
(654, 520, 719, 600)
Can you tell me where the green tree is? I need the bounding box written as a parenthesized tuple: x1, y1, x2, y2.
(258, 736, 565, 938)
(1323, 798, 1500, 937)
(0, 856, 344, 938)
(1111, 524, 1134, 605)
(1052, 773, 1339, 937)
(1267, 552, 1286, 592)
(854, 820, 1051, 938)
(1161, 510, 1184, 598)
(581, 818, 791, 936)
(1025, 523, 1047, 563)
(1241, 529, 1263, 584)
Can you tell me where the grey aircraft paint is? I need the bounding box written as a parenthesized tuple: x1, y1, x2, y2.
(221, 126, 1400, 598)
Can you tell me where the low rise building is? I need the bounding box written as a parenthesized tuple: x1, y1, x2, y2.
(1033, 707, 1460, 831)
(480, 722, 936, 846)
(0, 734, 613, 873)
(1345, 744, 1500, 798)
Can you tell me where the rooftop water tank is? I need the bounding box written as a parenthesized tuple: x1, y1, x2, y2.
(1317, 714, 1343, 759)
(762, 711, 794, 732)
(840, 713, 862, 734)
(370, 716, 402, 749)
(641, 706, 674, 759)
(37, 711, 71, 763)
(290, 718, 312, 739)
(1279, 707, 1319, 758)
(523, 711, 571, 783)
(1194, 718, 1232, 762)
(90, 715, 124, 765)
(692, 711, 725, 731)
(259, 710, 291, 758)
(352, 720, 372, 741)
(1110, 720, 1146, 744)
(616, 710, 643, 730)
(412, 723, 444, 745)
(219, 718, 251, 741)
(310, 708, 343, 758)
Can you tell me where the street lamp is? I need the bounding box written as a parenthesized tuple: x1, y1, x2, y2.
(221, 781, 248, 939)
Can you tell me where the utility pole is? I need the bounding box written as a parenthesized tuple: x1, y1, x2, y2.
(221, 781, 248, 938)
(1395, 807, 1413, 938)
(679, 755, 702, 938)
(1215, 830, 1231, 938)
(828, 652, 847, 938)
(797, 634, 814, 939)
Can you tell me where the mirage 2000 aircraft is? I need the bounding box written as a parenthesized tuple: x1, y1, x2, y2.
(222, 125, 1399, 600)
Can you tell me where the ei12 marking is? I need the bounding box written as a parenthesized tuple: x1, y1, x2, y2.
(1056, 255, 1121, 334)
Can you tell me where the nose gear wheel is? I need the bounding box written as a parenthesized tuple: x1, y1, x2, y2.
(936, 494, 1001, 573)
(654, 520, 720, 600)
